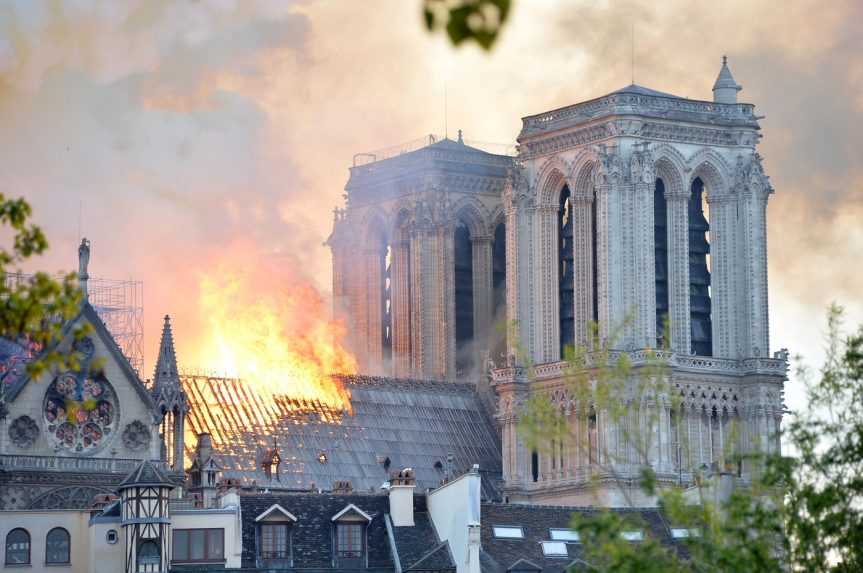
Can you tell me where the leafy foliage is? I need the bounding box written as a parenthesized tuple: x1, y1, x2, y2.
(516, 307, 863, 571)
(0, 195, 89, 386)
(423, 0, 512, 50)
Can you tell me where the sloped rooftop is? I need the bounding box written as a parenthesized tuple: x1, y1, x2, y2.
(480, 503, 683, 573)
(182, 374, 502, 497)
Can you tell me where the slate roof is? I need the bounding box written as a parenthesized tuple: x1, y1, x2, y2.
(479, 503, 680, 573)
(118, 460, 175, 489)
(182, 374, 503, 499)
(387, 509, 455, 572)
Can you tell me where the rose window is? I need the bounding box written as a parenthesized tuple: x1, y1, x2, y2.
(43, 373, 119, 454)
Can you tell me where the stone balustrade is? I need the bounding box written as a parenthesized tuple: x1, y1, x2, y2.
(492, 350, 787, 384)
(0, 453, 168, 474)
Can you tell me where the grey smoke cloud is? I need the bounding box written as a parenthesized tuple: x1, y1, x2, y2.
(2, 0, 860, 413)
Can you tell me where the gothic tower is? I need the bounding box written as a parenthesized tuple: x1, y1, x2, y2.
(152, 315, 187, 473)
(328, 133, 512, 380)
(493, 58, 787, 506)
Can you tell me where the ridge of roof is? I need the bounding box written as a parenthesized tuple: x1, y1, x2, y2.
(405, 540, 456, 571)
(118, 459, 175, 489)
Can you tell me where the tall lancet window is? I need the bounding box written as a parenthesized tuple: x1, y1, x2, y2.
(381, 243, 392, 366)
(688, 177, 712, 356)
(491, 222, 507, 362)
(454, 223, 474, 375)
(654, 178, 669, 346)
(559, 185, 575, 355)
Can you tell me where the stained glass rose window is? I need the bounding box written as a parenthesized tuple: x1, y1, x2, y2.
(43, 372, 118, 454)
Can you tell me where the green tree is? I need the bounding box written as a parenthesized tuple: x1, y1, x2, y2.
(423, 0, 512, 50)
(517, 307, 863, 571)
(0, 195, 89, 392)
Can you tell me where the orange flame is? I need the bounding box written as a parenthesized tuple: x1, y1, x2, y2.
(192, 260, 355, 416)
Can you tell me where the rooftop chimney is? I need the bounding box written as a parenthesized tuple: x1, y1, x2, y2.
(333, 480, 354, 494)
(389, 468, 416, 527)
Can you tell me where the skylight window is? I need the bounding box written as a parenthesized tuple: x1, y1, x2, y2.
(670, 528, 701, 539)
(549, 528, 580, 542)
(621, 530, 644, 541)
(492, 526, 524, 539)
(541, 541, 568, 557)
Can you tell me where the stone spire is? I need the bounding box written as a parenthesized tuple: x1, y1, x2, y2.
(713, 55, 742, 104)
(153, 315, 180, 395)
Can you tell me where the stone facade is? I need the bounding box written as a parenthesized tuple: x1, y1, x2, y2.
(328, 133, 513, 380)
(333, 60, 788, 506)
(0, 246, 187, 510)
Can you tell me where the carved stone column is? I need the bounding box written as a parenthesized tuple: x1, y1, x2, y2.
(409, 227, 425, 376)
(391, 240, 412, 377)
(735, 153, 773, 358)
(533, 204, 559, 362)
(572, 192, 594, 348)
(707, 193, 737, 358)
(364, 248, 384, 372)
(665, 189, 691, 354)
(471, 235, 494, 353)
(630, 144, 657, 348)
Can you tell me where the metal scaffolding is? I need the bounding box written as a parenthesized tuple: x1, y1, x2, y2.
(4, 272, 145, 375)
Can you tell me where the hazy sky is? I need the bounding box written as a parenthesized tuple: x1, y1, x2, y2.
(3, 0, 861, 413)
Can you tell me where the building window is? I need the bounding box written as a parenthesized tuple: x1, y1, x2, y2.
(492, 526, 524, 539)
(260, 523, 290, 560)
(549, 528, 580, 542)
(654, 178, 669, 346)
(45, 527, 71, 564)
(558, 184, 575, 355)
(621, 530, 644, 542)
(688, 177, 712, 356)
(541, 541, 568, 557)
(137, 540, 160, 566)
(454, 222, 475, 376)
(380, 240, 393, 367)
(336, 523, 364, 559)
(172, 529, 224, 563)
(106, 529, 119, 545)
(491, 221, 507, 362)
(531, 450, 539, 482)
(5, 528, 30, 565)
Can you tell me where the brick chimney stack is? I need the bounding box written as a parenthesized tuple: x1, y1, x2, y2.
(389, 468, 416, 527)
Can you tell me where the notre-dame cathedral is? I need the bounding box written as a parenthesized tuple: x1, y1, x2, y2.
(329, 58, 788, 506)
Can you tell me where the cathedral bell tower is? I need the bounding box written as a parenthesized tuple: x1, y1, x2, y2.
(152, 315, 187, 473)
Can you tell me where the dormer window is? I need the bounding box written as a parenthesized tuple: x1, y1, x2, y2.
(332, 504, 372, 569)
(255, 504, 297, 567)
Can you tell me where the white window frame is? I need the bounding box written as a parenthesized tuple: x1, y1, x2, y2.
(549, 528, 580, 542)
(621, 530, 644, 541)
(492, 526, 524, 539)
(670, 527, 701, 539)
(541, 541, 568, 557)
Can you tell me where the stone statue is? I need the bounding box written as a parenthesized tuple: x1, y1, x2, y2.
(78, 238, 90, 279)
(78, 238, 90, 300)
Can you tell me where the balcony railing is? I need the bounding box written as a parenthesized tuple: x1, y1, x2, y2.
(492, 350, 787, 384)
(0, 454, 169, 475)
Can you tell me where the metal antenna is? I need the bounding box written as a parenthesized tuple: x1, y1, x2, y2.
(631, 23, 635, 85)
(444, 81, 448, 139)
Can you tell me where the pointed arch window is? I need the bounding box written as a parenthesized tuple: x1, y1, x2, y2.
(559, 185, 575, 355)
(654, 178, 669, 346)
(491, 222, 506, 362)
(380, 239, 393, 367)
(688, 177, 712, 356)
(454, 222, 475, 375)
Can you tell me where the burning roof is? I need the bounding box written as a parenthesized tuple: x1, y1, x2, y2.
(181, 373, 502, 497)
